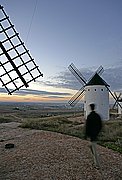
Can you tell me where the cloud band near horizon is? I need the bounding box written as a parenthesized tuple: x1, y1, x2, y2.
(0, 63, 122, 99)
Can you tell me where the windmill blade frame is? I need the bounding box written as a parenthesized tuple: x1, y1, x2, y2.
(86, 65, 104, 84)
(68, 63, 87, 86)
(112, 92, 122, 109)
(0, 5, 43, 94)
(68, 86, 85, 107)
(107, 88, 122, 109)
(68, 64, 104, 107)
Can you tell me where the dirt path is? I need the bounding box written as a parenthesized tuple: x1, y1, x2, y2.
(0, 122, 122, 180)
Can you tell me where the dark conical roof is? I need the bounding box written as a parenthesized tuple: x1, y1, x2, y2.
(86, 73, 109, 87)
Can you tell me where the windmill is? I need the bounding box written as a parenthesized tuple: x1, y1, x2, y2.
(0, 5, 43, 94)
(113, 92, 122, 115)
(68, 63, 122, 120)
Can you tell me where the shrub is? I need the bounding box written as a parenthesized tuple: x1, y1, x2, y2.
(0, 117, 12, 123)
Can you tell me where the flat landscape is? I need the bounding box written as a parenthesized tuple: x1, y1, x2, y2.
(0, 102, 122, 179)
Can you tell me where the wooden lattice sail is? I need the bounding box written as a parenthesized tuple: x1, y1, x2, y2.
(0, 5, 43, 94)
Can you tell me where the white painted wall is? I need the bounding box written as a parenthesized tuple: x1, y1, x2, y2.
(84, 85, 109, 120)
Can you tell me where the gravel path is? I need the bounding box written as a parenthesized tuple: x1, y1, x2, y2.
(0, 122, 122, 180)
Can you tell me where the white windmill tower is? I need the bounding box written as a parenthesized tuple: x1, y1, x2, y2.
(84, 73, 109, 120)
(68, 63, 122, 121)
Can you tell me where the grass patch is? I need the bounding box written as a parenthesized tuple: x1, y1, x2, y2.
(98, 120, 122, 153)
(20, 116, 122, 153)
(0, 116, 12, 123)
(98, 142, 122, 153)
(20, 116, 84, 138)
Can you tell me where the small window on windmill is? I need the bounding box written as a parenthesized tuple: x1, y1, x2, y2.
(0, 5, 43, 94)
(88, 89, 90, 91)
(101, 89, 103, 91)
(95, 89, 96, 91)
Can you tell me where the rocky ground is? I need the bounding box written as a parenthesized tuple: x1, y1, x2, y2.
(0, 122, 122, 180)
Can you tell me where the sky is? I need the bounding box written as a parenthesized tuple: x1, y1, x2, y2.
(0, 0, 122, 103)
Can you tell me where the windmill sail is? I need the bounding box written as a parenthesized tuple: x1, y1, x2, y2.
(112, 92, 122, 109)
(107, 88, 122, 109)
(68, 64, 104, 106)
(68, 63, 87, 86)
(0, 5, 43, 94)
(86, 65, 104, 84)
(68, 86, 85, 106)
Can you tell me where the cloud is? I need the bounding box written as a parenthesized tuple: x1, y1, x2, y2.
(102, 66, 122, 91)
(44, 96, 65, 99)
(0, 88, 7, 93)
(39, 63, 122, 92)
(0, 62, 122, 98)
(0, 87, 71, 97)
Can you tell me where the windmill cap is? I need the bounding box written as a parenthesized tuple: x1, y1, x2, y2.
(86, 73, 110, 87)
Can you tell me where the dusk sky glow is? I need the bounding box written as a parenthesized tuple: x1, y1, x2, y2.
(0, 0, 122, 102)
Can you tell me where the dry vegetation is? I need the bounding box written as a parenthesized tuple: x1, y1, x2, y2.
(20, 115, 122, 153)
(0, 103, 122, 153)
